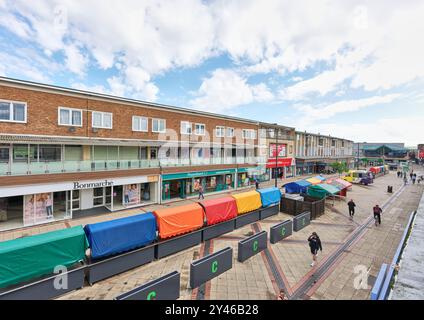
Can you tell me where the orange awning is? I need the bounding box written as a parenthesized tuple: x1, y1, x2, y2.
(153, 203, 204, 239)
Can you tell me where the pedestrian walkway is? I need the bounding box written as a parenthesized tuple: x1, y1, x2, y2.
(56, 171, 423, 300)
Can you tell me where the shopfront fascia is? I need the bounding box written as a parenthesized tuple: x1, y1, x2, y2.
(0, 175, 159, 231)
(161, 169, 237, 201)
(266, 157, 296, 179)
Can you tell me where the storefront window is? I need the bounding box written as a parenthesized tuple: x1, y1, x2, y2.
(0, 196, 23, 231)
(93, 187, 104, 206)
(13, 144, 37, 162)
(39, 145, 61, 162)
(0, 145, 9, 162)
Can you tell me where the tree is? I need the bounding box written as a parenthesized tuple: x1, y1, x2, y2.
(331, 161, 349, 176)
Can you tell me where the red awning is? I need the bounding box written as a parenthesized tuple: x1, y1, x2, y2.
(266, 158, 294, 168)
(199, 197, 238, 226)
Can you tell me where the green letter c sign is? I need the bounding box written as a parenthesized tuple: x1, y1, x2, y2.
(211, 261, 218, 273)
(147, 291, 156, 300)
(281, 227, 286, 236)
(253, 240, 258, 251)
(302, 218, 305, 226)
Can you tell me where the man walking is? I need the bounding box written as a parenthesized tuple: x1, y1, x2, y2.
(347, 199, 356, 219)
(373, 204, 382, 226)
(255, 179, 260, 190)
(198, 184, 205, 200)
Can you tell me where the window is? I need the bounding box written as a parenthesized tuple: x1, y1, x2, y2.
(0, 145, 9, 162)
(216, 126, 225, 137)
(242, 129, 256, 139)
(13, 145, 37, 162)
(58, 107, 82, 126)
(132, 116, 148, 132)
(332, 139, 336, 147)
(39, 145, 61, 162)
(92, 111, 112, 129)
(227, 127, 234, 138)
(181, 121, 192, 135)
(152, 118, 166, 133)
(195, 123, 205, 136)
(0, 100, 26, 123)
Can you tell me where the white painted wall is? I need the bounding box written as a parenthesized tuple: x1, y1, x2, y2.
(80, 189, 93, 210)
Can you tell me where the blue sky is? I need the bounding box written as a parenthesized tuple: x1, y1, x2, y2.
(0, 0, 423, 146)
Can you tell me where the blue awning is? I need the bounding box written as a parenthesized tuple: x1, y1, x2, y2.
(84, 213, 157, 260)
(256, 187, 282, 207)
(315, 175, 326, 181)
(283, 180, 311, 194)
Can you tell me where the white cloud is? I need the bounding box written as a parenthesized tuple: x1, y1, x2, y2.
(294, 93, 401, 127)
(310, 116, 424, 146)
(189, 69, 273, 112)
(64, 45, 88, 76)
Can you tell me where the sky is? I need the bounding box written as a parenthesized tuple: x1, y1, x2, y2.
(0, 0, 423, 146)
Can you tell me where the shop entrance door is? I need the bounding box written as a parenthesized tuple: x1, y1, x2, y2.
(113, 185, 123, 206)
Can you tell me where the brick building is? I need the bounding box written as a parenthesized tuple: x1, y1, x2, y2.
(0, 77, 264, 231)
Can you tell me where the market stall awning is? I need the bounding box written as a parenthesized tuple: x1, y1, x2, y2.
(314, 175, 326, 181)
(306, 177, 322, 185)
(0, 226, 88, 289)
(307, 184, 341, 199)
(231, 191, 262, 214)
(283, 180, 311, 194)
(266, 157, 295, 168)
(84, 213, 157, 260)
(199, 197, 238, 226)
(327, 178, 352, 189)
(153, 203, 204, 239)
(256, 187, 281, 207)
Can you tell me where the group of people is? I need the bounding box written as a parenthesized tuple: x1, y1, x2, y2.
(397, 170, 421, 185)
(347, 199, 382, 226)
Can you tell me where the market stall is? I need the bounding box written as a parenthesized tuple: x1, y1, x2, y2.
(306, 177, 322, 185)
(307, 184, 341, 199)
(283, 180, 311, 194)
(231, 190, 262, 215)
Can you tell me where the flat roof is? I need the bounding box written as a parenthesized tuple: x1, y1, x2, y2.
(295, 131, 353, 142)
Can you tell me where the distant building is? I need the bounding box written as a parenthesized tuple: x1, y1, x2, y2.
(353, 142, 408, 166)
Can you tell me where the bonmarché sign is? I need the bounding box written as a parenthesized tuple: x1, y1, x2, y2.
(73, 180, 114, 190)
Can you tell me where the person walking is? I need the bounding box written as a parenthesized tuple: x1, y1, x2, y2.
(410, 172, 413, 180)
(255, 179, 260, 190)
(198, 184, 205, 200)
(277, 289, 287, 300)
(373, 204, 382, 226)
(347, 199, 356, 219)
(308, 232, 322, 267)
(403, 175, 408, 185)
(412, 174, 416, 184)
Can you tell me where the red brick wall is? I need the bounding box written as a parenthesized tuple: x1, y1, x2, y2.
(0, 84, 258, 144)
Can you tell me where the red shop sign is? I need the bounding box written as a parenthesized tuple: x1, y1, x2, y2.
(266, 158, 294, 168)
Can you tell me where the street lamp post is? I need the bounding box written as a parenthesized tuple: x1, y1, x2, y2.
(275, 128, 279, 188)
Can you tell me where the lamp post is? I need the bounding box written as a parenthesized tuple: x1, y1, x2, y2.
(274, 127, 279, 188)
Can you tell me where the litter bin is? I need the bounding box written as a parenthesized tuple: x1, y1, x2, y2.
(387, 186, 393, 193)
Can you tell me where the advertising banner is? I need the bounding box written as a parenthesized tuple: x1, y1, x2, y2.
(269, 144, 287, 157)
(24, 193, 54, 226)
(123, 184, 140, 206)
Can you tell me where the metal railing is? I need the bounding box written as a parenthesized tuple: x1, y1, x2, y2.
(0, 157, 263, 176)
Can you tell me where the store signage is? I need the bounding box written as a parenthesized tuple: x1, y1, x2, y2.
(190, 247, 233, 288)
(73, 180, 114, 190)
(237, 231, 267, 262)
(163, 169, 236, 180)
(266, 157, 294, 168)
(293, 211, 311, 232)
(115, 271, 180, 300)
(270, 220, 293, 244)
(269, 144, 287, 157)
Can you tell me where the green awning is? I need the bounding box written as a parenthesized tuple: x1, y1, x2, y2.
(307, 184, 340, 199)
(0, 226, 88, 289)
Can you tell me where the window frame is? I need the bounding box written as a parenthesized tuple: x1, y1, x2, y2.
(215, 126, 225, 138)
(92, 111, 113, 129)
(242, 129, 256, 140)
(0, 99, 27, 123)
(132, 115, 148, 132)
(180, 121, 193, 135)
(194, 123, 206, 136)
(152, 118, 166, 133)
(226, 127, 234, 138)
(58, 107, 83, 127)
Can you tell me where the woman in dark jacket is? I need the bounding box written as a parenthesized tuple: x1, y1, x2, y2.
(308, 232, 322, 267)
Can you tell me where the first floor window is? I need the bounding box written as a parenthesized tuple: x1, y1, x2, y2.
(0, 100, 26, 122)
(181, 121, 192, 135)
(195, 123, 205, 135)
(216, 126, 225, 137)
(132, 116, 148, 132)
(152, 118, 166, 133)
(92, 111, 112, 129)
(59, 107, 82, 126)
(226, 127, 234, 138)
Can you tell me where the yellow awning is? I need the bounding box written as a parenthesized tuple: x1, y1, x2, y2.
(306, 177, 322, 185)
(231, 190, 262, 215)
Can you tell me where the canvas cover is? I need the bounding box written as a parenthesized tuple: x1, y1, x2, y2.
(306, 177, 322, 185)
(84, 213, 157, 260)
(231, 191, 262, 215)
(0, 226, 88, 289)
(314, 175, 326, 181)
(153, 203, 204, 239)
(199, 197, 238, 226)
(256, 187, 281, 207)
(284, 180, 311, 194)
(307, 184, 340, 199)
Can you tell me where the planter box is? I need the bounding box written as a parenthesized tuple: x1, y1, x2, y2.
(235, 210, 260, 229)
(155, 229, 203, 259)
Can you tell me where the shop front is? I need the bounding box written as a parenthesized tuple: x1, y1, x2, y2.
(266, 158, 296, 179)
(0, 175, 159, 232)
(237, 166, 269, 185)
(296, 160, 316, 175)
(161, 169, 236, 201)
